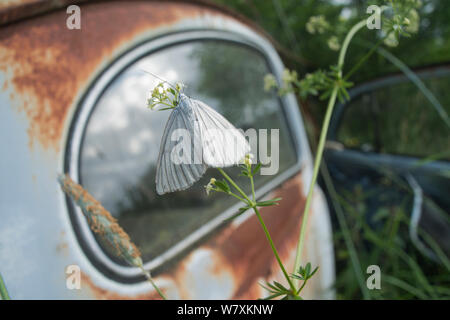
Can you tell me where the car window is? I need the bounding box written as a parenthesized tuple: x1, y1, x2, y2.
(78, 40, 297, 266)
(336, 70, 450, 160)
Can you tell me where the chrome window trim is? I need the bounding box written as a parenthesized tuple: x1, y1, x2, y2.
(67, 29, 310, 280)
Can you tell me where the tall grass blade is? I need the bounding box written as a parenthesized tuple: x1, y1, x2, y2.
(0, 272, 10, 300)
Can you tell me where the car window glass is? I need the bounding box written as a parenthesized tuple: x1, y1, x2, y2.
(336, 71, 450, 159)
(79, 40, 297, 265)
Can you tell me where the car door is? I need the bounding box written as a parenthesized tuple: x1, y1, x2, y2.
(325, 65, 450, 258)
(0, 0, 334, 299)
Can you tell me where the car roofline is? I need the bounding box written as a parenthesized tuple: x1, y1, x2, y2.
(0, 0, 308, 66)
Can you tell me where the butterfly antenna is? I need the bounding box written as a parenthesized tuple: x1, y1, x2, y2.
(140, 69, 178, 90)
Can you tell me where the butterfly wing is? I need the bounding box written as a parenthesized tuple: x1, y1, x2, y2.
(190, 98, 251, 167)
(155, 105, 207, 195)
(155, 94, 250, 195)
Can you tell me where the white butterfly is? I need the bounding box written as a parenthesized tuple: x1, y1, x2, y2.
(155, 93, 250, 195)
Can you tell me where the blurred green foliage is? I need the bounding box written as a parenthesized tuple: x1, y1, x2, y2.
(212, 0, 450, 81)
(337, 73, 450, 158)
(212, 0, 450, 300)
(333, 178, 450, 299)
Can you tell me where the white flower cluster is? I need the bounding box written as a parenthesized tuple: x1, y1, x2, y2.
(306, 15, 330, 34)
(205, 178, 216, 196)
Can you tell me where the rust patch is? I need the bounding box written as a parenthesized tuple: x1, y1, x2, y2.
(0, 1, 225, 151)
(80, 172, 309, 300)
(0, 0, 38, 11)
(174, 171, 308, 300)
(81, 272, 164, 300)
(56, 229, 69, 256)
(56, 242, 69, 256)
(221, 173, 307, 299)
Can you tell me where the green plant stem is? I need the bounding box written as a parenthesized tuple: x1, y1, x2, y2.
(338, 20, 367, 69)
(156, 102, 175, 109)
(217, 168, 252, 204)
(383, 275, 428, 299)
(366, 42, 450, 129)
(293, 19, 367, 276)
(419, 230, 450, 271)
(320, 164, 371, 299)
(343, 35, 386, 81)
(217, 168, 297, 295)
(250, 174, 256, 201)
(296, 278, 310, 295)
(0, 272, 10, 300)
(253, 206, 297, 294)
(343, 196, 438, 299)
(227, 192, 247, 203)
(342, 5, 391, 81)
(138, 264, 167, 300)
(293, 86, 338, 276)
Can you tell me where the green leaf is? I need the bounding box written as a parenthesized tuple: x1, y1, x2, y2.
(273, 281, 289, 292)
(256, 198, 282, 207)
(260, 284, 278, 295)
(320, 88, 332, 100)
(0, 272, 10, 300)
(262, 282, 280, 294)
(239, 171, 249, 177)
(223, 212, 243, 222)
(305, 263, 311, 276)
(309, 266, 319, 279)
(214, 180, 230, 193)
(252, 163, 262, 176)
(256, 202, 277, 207)
(224, 206, 250, 222)
(240, 165, 250, 176)
(261, 292, 284, 300)
(290, 273, 305, 280)
(157, 106, 175, 111)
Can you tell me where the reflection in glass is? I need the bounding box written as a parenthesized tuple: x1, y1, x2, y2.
(80, 41, 297, 265)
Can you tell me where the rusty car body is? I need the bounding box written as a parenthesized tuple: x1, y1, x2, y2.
(0, 0, 334, 299)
